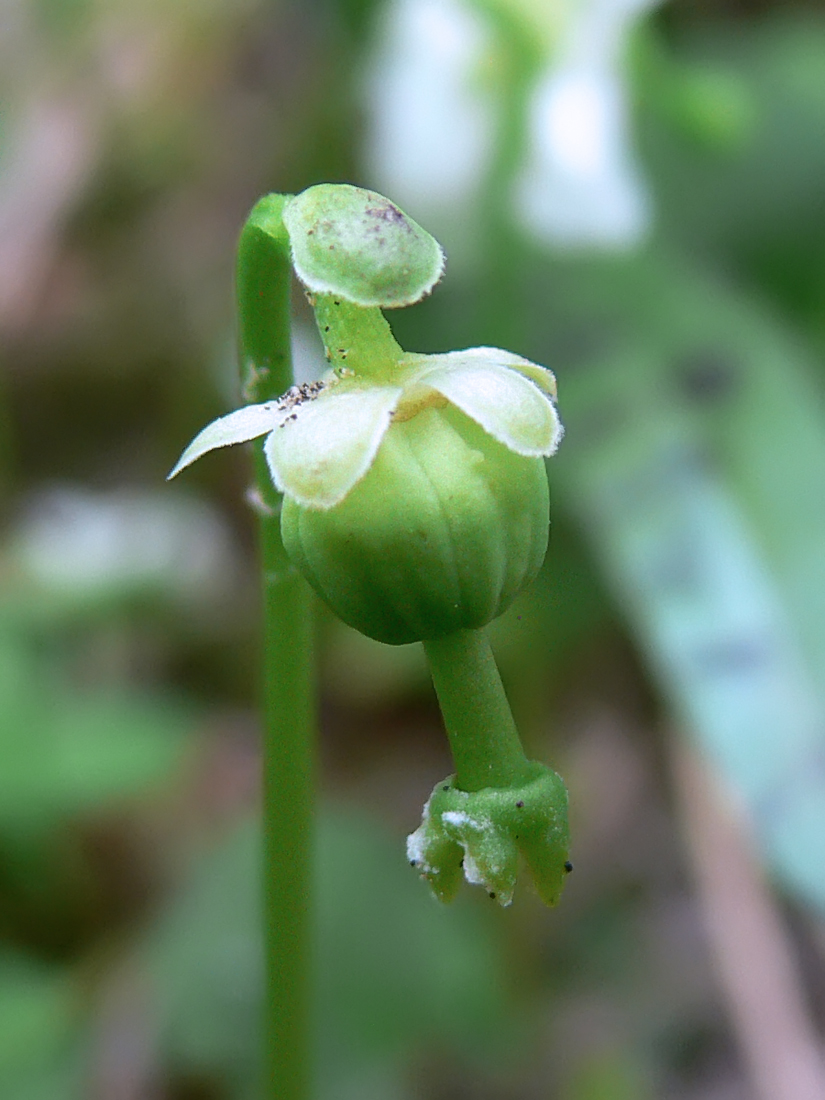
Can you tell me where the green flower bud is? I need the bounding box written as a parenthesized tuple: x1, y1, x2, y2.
(280, 403, 549, 645)
(407, 762, 571, 907)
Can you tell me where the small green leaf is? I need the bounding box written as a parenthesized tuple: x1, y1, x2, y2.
(283, 184, 445, 308)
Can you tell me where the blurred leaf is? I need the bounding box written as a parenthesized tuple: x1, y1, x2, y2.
(526, 246, 825, 911)
(565, 1048, 652, 1100)
(324, 619, 429, 708)
(639, 18, 825, 255)
(147, 809, 508, 1098)
(0, 951, 83, 1099)
(0, 628, 192, 829)
(147, 816, 263, 1093)
(316, 808, 505, 1066)
(38, 692, 191, 810)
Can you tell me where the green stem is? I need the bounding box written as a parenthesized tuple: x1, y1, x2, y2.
(423, 628, 533, 792)
(237, 194, 316, 1100)
(312, 294, 402, 380)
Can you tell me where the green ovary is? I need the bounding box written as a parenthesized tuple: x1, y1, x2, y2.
(281, 404, 549, 644)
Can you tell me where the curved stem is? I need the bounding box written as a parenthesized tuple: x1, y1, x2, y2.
(423, 628, 533, 792)
(237, 195, 315, 1100)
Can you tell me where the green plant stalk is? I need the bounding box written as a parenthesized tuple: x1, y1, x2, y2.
(237, 194, 316, 1100)
(423, 628, 533, 792)
(312, 294, 402, 378)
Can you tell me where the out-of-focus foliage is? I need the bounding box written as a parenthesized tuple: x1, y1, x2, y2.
(147, 813, 507, 1100)
(2, 0, 825, 1097)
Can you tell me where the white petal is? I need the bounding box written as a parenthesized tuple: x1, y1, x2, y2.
(403, 346, 557, 397)
(168, 403, 281, 480)
(167, 403, 283, 479)
(264, 384, 402, 509)
(409, 353, 563, 457)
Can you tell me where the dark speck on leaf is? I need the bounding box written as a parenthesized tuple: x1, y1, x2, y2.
(443, 785, 450, 791)
(489, 892, 496, 899)
(564, 861, 574, 873)
(516, 800, 524, 808)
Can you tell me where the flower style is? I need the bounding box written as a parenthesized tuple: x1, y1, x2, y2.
(168, 345, 562, 510)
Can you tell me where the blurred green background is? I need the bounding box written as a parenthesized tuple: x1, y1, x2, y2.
(2, 0, 825, 1096)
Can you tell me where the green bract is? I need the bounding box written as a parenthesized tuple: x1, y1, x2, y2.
(283, 184, 445, 308)
(281, 405, 549, 644)
(407, 763, 571, 907)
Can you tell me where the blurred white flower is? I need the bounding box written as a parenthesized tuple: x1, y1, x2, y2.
(363, 0, 495, 222)
(10, 486, 238, 606)
(514, 0, 658, 248)
(365, 0, 657, 252)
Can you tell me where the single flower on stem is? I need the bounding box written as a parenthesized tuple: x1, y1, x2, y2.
(170, 183, 571, 906)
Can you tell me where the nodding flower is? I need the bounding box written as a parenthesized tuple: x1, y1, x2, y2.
(169, 182, 571, 906)
(168, 342, 562, 510)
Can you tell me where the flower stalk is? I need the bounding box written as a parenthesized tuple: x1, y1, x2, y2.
(312, 295, 402, 379)
(423, 628, 533, 792)
(411, 628, 570, 909)
(237, 194, 315, 1100)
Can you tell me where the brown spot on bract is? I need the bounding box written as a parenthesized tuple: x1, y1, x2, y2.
(365, 202, 407, 227)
